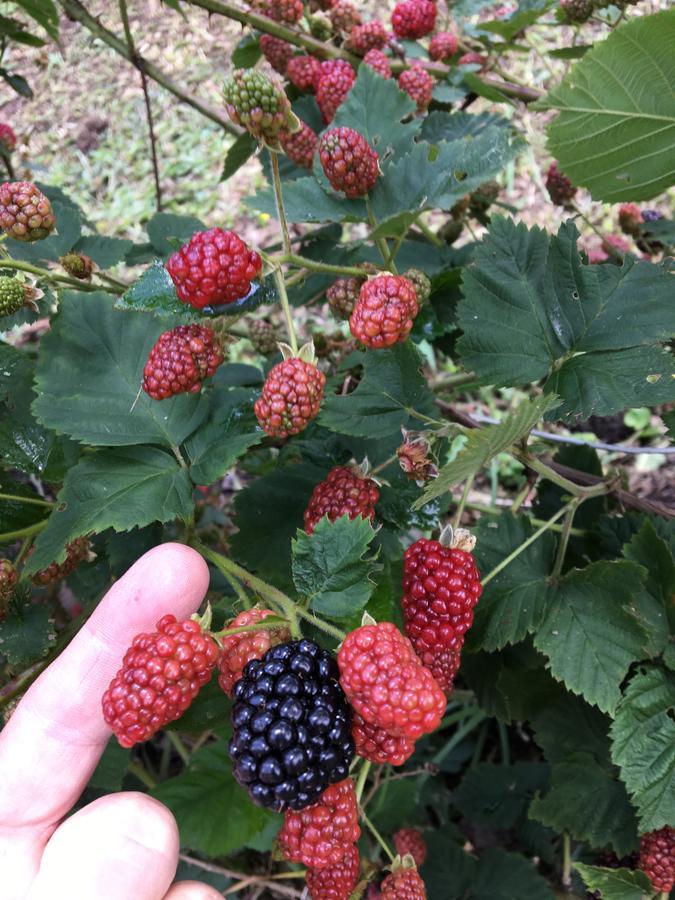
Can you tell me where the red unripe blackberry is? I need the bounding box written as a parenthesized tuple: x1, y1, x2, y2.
(393, 829, 427, 867)
(0, 559, 17, 620)
(329, 0, 362, 33)
(338, 621, 446, 740)
(249, 318, 279, 354)
(31, 537, 91, 586)
(287, 55, 322, 92)
(639, 826, 674, 893)
(223, 69, 298, 146)
(560, 0, 594, 22)
(0, 181, 56, 242)
(618, 203, 643, 238)
(306, 845, 361, 900)
(279, 778, 361, 870)
(363, 49, 393, 78)
(381, 864, 427, 899)
(217, 607, 291, 696)
(402, 535, 482, 693)
(391, 0, 437, 39)
(319, 127, 379, 198)
(316, 60, 356, 123)
(327, 276, 363, 319)
(60, 252, 94, 280)
(352, 712, 415, 766)
(349, 275, 419, 349)
(260, 34, 295, 74)
(602, 233, 631, 257)
(545, 162, 577, 208)
(167, 227, 262, 309)
(304, 465, 380, 533)
(102, 614, 219, 748)
(254, 0, 304, 23)
(347, 21, 389, 55)
(397, 65, 434, 112)
(254, 353, 326, 437)
(0, 276, 27, 317)
(142, 324, 224, 401)
(280, 120, 319, 169)
(0, 123, 17, 154)
(429, 31, 458, 62)
(458, 51, 487, 69)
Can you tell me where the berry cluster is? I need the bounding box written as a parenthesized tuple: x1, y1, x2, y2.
(398, 65, 435, 112)
(0, 181, 56, 243)
(217, 607, 291, 696)
(0, 276, 27, 318)
(31, 537, 91, 586)
(281, 120, 319, 168)
(304, 465, 380, 533)
(223, 69, 298, 145)
(319, 126, 379, 198)
(142, 324, 224, 400)
(254, 353, 326, 437)
(639, 826, 674, 894)
(545, 162, 577, 208)
(391, 0, 437, 39)
(316, 60, 356, 123)
(350, 275, 419, 349)
(327, 276, 363, 319)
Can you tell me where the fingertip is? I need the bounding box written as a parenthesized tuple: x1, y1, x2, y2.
(164, 881, 224, 900)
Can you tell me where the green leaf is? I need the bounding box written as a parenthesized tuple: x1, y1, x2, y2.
(457, 218, 675, 420)
(291, 515, 378, 618)
(73, 235, 134, 268)
(231, 32, 261, 68)
(89, 739, 131, 791)
(574, 864, 653, 900)
(248, 175, 360, 224)
(530, 690, 613, 767)
(622, 520, 674, 656)
(540, 9, 675, 201)
(417, 395, 559, 508)
(0, 604, 56, 667)
(185, 388, 261, 484)
(15, 0, 59, 39)
(33, 292, 209, 448)
(0, 473, 51, 539)
(152, 740, 272, 856)
(421, 828, 477, 900)
(455, 762, 550, 828)
(319, 344, 437, 439)
(221, 131, 257, 181)
(470, 512, 556, 651)
(421, 110, 512, 143)
(0, 69, 33, 98)
(24, 447, 194, 574)
(610, 666, 675, 832)
(533, 561, 648, 714)
(468, 848, 554, 900)
(529, 753, 638, 857)
(146, 212, 204, 257)
(5, 200, 82, 263)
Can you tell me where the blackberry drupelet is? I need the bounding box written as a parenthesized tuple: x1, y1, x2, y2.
(229, 639, 355, 811)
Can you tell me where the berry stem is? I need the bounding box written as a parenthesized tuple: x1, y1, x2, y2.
(270, 150, 292, 258)
(0, 258, 113, 293)
(355, 759, 371, 802)
(128, 760, 157, 790)
(167, 730, 191, 765)
(414, 214, 443, 248)
(280, 253, 369, 279)
(561, 831, 572, 890)
(294, 606, 347, 642)
(273, 266, 299, 356)
(461, 500, 588, 537)
(497, 720, 510, 766)
(213, 619, 290, 640)
(360, 808, 396, 862)
(0, 518, 49, 544)
(481, 501, 573, 587)
(452, 475, 474, 529)
(0, 492, 53, 508)
(431, 710, 488, 769)
(222, 569, 252, 609)
(550, 498, 582, 582)
(366, 196, 397, 272)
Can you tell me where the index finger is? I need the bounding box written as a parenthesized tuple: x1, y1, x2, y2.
(0, 542, 210, 830)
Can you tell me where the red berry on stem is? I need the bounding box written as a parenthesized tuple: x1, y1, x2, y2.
(0, 123, 17, 154)
(319, 126, 379, 198)
(260, 34, 295, 74)
(254, 0, 304, 23)
(287, 55, 323, 92)
(397, 65, 434, 112)
(348, 21, 389, 55)
(639, 826, 674, 894)
(429, 31, 458, 62)
(545, 163, 577, 208)
(142, 324, 223, 401)
(167, 227, 262, 309)
(327, 276, 363, 319)
(102, 614, 219, 748)
(254, 355, 326, 437)
(393, 829, 427, 867)
(363, 49, 393, 78)
(305, 845, 360, 900)
(391, 0, 437, 39)
(279, 778, 361, 870)
(0, 181, 56, 242)
(316, 60, 356, 123)
(280, 120, 319, 169)
(618, 203, 643, 238)
(304, 465, 380, 533)
(329, 0, 362, 33)
(217, 607, 291, 696)
(31, 537, 91, 586)
(381, 865, 427, 899)
(338, 621, 446, 740)
(349, 275, 419, 349)
(352, 712, 416, 766)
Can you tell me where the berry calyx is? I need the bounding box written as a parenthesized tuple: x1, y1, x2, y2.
(392, 0, 437, 39)
(428, 31, 458, 62)
(166, 227, 262, 309)
(347, 21, 389, 55)
(0, 123, 17, 155)
(352, 712, 416, 766)
(280, 120, 319, 169)
(0, 181, 56, 242)
(381, 859, 427, 899)
(260, 34, 295, 74)
(142, 324, 224, 401)
(316, 60, 356, 124)
(304, 465, 380, 533)
(217, 607, 291, 696)
(287, 55, 323, 93)
(305, 845, 360, 900)
(327, 276, 363, 319)
(102, 614, 219, 748)
(397, 431, 438, 483)
(31, 537, 91, 586)
(249, 318, 279, 355)
(337, 621, 446, 740)
(363, 49, 393, 79)
(545, 162, 577, 208)
(223, 69, 299, 147)
(229, 639, 355, 810)
(254, 348, 326, 438)
(59, 252, 94, 280)
(319, 127, 379, 199)
(0, 276, 28, 317)
(349, 275, 419, 349)
(279, 778, 360, 868)
(402, 534, 483, 693)
(397, 65, 434, 113)
(639, 826, 674, 894)
(393, 830, 427, 867)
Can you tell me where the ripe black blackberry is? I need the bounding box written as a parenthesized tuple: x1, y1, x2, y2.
(229, 639, 354, 811)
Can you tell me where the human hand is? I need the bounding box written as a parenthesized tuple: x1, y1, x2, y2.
(0, 543, 222, 900)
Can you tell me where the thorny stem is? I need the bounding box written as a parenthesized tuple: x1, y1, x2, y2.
(294, 607, 346, 641)
(415, 215, 443, 247)
(270, 150, 292, 258)
(430, 710, 488, 769)
(222, 570, 252, 609)
(463, 500, 588, 537)
(511, 477, 536, 514)
(273, 267, 298, 355)
(170, 444, 188, 468)
(453, 475, 474, 529)
(0, 258, 111, 292)
(280, 253, 368, 279)
(0, 519, 49, 544)
(213, 619, 290, 640)
(355, 759, 371, 802)
(366, 196, 396, 272)
(360, 809, 396, 862)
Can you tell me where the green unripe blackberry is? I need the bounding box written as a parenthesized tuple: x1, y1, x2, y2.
(249, 319, 278, 355)
(403, 268, 432, 305)
(560, 0, 594, 22)
(60, 252, 94, 280)
(0, 276, 26, 317)
(223, 69, 298, 148)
